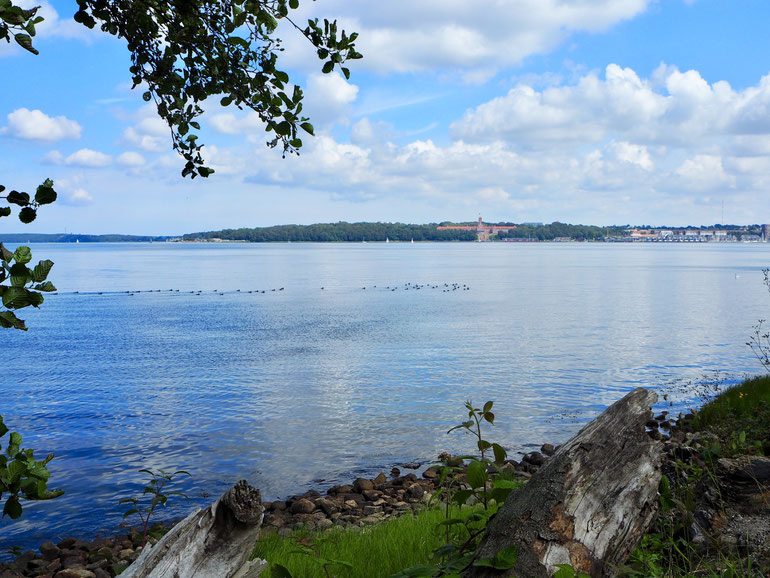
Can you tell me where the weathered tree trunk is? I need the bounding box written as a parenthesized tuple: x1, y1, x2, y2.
(464, 387, 662, 578)
(122, 480, 267, 578)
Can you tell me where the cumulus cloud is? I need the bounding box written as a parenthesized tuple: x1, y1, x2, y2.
(117, 151, 146, 166)
(303, 73, 359, 128)
(65, 148, 112, 167)
(61, 188, 94, 206)
(278, 0, 652, 77)
(451, 64, 770, 152)
(610, 141, 653, 171)
(3, 108, 82, 141)
(120, 105, 170, 152)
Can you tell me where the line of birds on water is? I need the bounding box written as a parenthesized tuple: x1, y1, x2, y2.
(50, 282, 471, 296)
(356, 282, 471, 292)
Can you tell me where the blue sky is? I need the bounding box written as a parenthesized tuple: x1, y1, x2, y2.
(2, 0, 770, 234)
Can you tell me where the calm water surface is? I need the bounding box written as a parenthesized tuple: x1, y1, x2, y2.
(1, 242, 769, 549)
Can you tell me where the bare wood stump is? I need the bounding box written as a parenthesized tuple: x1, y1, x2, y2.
(122, 480, 267, 578)
(464, 387, 662, 577)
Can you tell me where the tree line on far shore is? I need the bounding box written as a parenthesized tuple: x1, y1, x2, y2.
(183, 221, 629, 242)
(183, 222, 478, 242)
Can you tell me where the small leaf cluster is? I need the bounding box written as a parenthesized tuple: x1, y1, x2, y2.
(0, 0, 44, 55)
(119, 468, 191, 546)
(0, 178, 57, 225)
(396, 401, 523, 577)
(1, 415, 64, 521)
(0, 243, 56, 331)
(72, 0, 361, 178)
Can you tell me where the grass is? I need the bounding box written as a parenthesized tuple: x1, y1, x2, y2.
(625, 374, 770, 577)
(252, 507, 448, 578)
(696, 374, 770, 456)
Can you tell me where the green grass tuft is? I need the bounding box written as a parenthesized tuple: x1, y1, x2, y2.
(252, 508, 448, 578)
(696, 375, 770, 457)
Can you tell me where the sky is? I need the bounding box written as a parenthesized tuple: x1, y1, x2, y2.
(2, 0, 770, 235)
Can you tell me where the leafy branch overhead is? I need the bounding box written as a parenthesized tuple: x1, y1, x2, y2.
(70, 0, 362, 178)
(0, 243, 57, 331)
(0, 415, 64, 521)
(0, 0, 44, 54)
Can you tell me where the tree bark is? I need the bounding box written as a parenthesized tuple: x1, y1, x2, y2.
(122, 480, 267, 578)
(464, 387, 662, 577)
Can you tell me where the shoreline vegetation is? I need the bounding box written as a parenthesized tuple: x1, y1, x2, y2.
(2, 377, 768, 577)
(0, 220, 767, 244)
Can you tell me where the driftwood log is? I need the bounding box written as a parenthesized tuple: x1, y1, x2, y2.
(122, 480, 267, 578)
(465, 387, 662, 577)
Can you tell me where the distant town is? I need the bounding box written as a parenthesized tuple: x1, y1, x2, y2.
(2, 219, 769, 244)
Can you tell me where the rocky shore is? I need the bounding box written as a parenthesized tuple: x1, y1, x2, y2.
(2, 406, 768, 577)
(0, 444, 555, 578)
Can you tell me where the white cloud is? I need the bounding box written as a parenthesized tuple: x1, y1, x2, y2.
(3, 108, 82, 141)
(303, 73, 359, 129)
(65, 148, 112, 167)
(62, 188, 94, 206)
(451, 64, 770, 153)
(120, 105, 170, 152)
(117, 151, 146, 166)
(675, 155, 736, 192)
(208, 112, 264, 135)
(278, 0, 652, 77)
(610, 141, 653, 171)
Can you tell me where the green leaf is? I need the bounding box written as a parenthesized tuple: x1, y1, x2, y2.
(0, 207, 11, 217)
(483, 411, 495, 424)
(492, 443, 507, 464)
(483, 401, 494, 413)
(31, 259, 53, 282)
(321, 60, 334, 74)
(275, 121, 291, 136)
(554, 564, 578, 578)
(3, 496, 22, 519)
(13, 32, 37, 54)
(7, 432, 22, 456)
(0, 243, 13, 262)
(10, 263, 31, 287)
(289, 0, 299, 8)
(0, 310, 26, 330)
(12, 247, 31, 265)
(35, 183, 56, 205)
(452, 489, 473, 505)
(466, 460, 487, 490)
(33, 282, 56, 292)
(18, 207, 36, 224)
(6, 191, 30, 206)
(489, 487, 514, 503)
(300, 122, 314, 135)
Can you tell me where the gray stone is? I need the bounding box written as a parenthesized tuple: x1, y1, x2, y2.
(353, 478, 374, 492)
(422, 467, 439, 479)
(540, 443, 555, 456)
(290, 498, 316, 514)
(315, 498, 338, 516)
(523, 451, 546, 466)
(40, 541, 61, 561)
(362, 489, 381, 501)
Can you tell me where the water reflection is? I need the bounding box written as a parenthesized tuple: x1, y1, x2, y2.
(1, 242, 768, 549)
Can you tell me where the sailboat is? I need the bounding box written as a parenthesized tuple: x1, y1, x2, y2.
(386, 237, 390, 243)
(410, 238, 414, 244)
